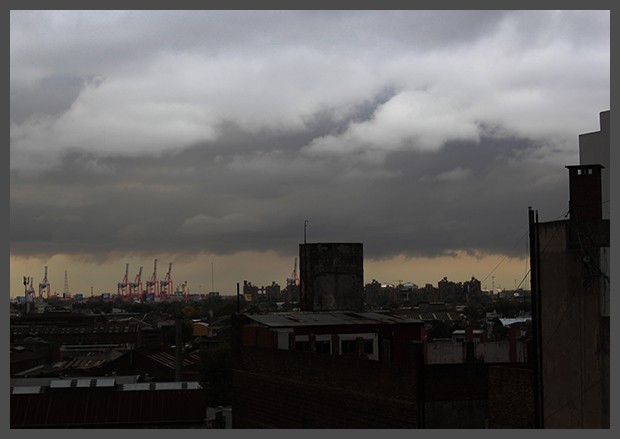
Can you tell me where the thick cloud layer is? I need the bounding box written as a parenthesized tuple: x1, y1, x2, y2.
(10, 10, 610, 268)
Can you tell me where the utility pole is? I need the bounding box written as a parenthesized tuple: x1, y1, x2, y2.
(529, 206, 544, 428)
(63, 270, 70, 297)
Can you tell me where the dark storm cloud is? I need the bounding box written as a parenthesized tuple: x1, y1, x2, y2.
(10, 119, 569, 262)
(9, 10, 609, 264)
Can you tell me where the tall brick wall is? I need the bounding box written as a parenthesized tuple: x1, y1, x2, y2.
(234, 370, 417, 428)
(424, 400, 488, 428)
(231, 315, 535, 428)
(233, 346, 418, 428)
(487, 365, 534, 428)
(422, 363, 489, 428)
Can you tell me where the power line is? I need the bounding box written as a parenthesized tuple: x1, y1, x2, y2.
(479, 208, 569, 288)
(480, 229, 529, 285)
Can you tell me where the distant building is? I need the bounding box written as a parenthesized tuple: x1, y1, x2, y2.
(463, 276, 482, 298)
(265, 281, 281, 302)
(438, 277, 464, 301)
(242, 280, 259, 303)
(421, 283, 439, 301)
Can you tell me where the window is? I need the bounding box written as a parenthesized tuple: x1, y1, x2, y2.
(340, 339, 374, 355)
(316, 340, 331, 354)
(364, 339, 374, 355)
(341, 339, 357, 355)
(338, 334, 378, 360)
(295, 341, 310, 352)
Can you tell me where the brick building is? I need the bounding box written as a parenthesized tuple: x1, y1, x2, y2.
(530, 110, 610, 428)
(10, 376, 207, 428)
(232, 311, 507, 428)
(299, 242, 364, 312)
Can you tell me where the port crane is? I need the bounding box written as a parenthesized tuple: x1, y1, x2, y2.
(146, 259, 160, 299)
(39, 266, 51, 298)
(23, 276, 35, 299)
(287, 257, 299, 286)
(117, 263, 130, 298)
(160, 262, 173, 301)
(23, 276, 36, 313)
(129, 266, 143, 301)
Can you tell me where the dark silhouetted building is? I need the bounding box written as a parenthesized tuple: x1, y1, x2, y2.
(299, 242, 363, 311)
(531, 110, 610, 428)
(10, 376, 207, 428)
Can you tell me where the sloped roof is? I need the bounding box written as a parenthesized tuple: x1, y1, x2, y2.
(246, 311, 421, 327)
(498, 317, 531, 327)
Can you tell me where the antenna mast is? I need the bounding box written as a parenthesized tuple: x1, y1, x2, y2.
(63, 270, 70, 297)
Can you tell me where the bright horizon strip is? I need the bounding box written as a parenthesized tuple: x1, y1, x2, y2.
(9, 250, 529, 299)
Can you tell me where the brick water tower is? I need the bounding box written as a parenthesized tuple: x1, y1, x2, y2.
(299, 242, 364, 311)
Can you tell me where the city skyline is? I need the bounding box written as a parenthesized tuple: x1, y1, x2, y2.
(10, 10, 610, 298)
(11, 249, 529, 298)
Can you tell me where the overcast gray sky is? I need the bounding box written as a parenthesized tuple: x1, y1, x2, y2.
(9, 10, 610, 296)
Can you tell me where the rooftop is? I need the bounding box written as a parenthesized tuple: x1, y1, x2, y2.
(246, 311, 422, 327)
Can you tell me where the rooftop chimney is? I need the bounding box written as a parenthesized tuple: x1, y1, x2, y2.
(566, 164, 604, 222)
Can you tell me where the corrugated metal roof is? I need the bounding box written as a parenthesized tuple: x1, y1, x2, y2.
(499, 317, 531, 327)
(121, 382, 152, 391)
(147, 351, 196, 370)
(49, 380, 72, 389)
(246, 311, 421, 327)
(10, 321, 140, 337)
(95, 378, 116, 387)
(121, 382, 202, 392)
(12, 375, 139, 388)
(76, 379, 94, 388)
(11, 386, 43, 394)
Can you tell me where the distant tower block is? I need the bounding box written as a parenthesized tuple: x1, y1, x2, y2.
(299, 242, 364, 312)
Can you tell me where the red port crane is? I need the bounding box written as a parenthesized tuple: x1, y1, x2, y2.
(146, 259, 160, 299)
(129, 266, 143, 301)
(117, 263, 130, 298)
(160, 262, 173, 301)
(287, 257, 299, 286)
(39, 266, 51, 298)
